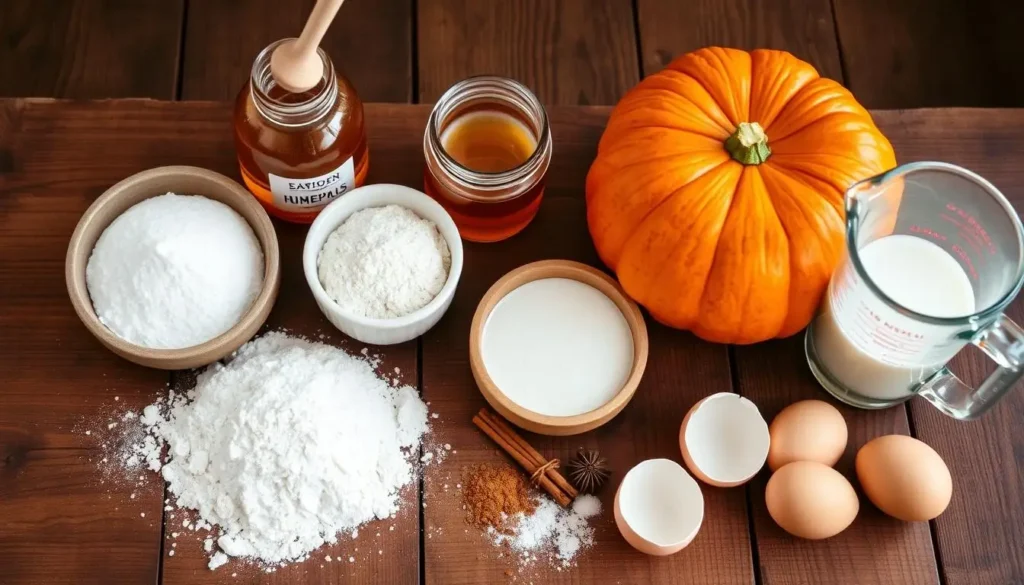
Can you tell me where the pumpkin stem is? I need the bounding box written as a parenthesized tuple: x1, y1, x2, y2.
(725, 122, 771, 165)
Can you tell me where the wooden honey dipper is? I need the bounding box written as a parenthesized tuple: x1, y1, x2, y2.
(270, 0, 345, 93)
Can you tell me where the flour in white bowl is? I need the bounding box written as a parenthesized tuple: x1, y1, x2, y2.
(317, 205, 450, 319)
(86, 193, 263, 349)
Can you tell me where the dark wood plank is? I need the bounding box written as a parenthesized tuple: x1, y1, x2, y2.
(834, 0, 1024, 108)
(0, 0, 183, 99)
(0, 100, 170, 585)
(736, 340, 940, 585)
(872, 108, 1024, 585)
(420, 106, 754, 584)
(416, 0, 640, 105)
(181, 0, 412, 102)
(635, 0, 843, 81)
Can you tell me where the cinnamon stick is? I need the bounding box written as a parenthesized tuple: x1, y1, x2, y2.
(478, 408, 579, 500)
(472, 413, 571, 508)
(472, 408, 578, 507)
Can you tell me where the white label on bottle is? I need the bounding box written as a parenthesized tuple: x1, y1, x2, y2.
(268, 157, 355, 212)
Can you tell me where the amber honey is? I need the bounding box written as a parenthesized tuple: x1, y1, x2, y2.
(424, 77, 552, 243)
(441, 110, 537, 173)
(234, 40, 369, 223)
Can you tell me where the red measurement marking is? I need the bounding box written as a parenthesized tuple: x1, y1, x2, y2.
(909, 225, 948, 241)
(943, 204, 996, 254)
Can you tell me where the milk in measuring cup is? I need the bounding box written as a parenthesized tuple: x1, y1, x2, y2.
(813, 235, 976, 400)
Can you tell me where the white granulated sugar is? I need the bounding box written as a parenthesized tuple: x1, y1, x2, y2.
(493, 495, 601, 566)
(86, 193, 263, 349)
(132, 332, 429, 570)
(572, 494, 602, 518)
(209, 552, 229, 570)
(317, 205, 450, 319)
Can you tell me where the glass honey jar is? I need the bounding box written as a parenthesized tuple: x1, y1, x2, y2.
(423, 76, 552, 242)
(234, 39, 369, 223)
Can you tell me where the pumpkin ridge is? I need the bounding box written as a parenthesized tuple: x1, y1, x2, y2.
(758, 164, 846, 335)
(764, 82, 873, 143)
(771, 150, 878, 169)
(770, 156, 884, 197)
(597, 152, 725, 179)
(619, 158, 736, 254)
(762, 161, 845, 224)
(612, 102, 731, 141)
(765, 163, 846, 217)
(770, 112, 887, 148)
(759, 164, 843, 244)
(625, 164, 740, 319)
(750, 50, 820, 130)
(697, 167, 789, 341)
(634, 73, 735, 137)
(670, 49, 750, 128)
(692, 48, 751, 125)
(606, 116, 730, 142)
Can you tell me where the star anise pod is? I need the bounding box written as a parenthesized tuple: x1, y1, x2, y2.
(567, 450, 611, 494)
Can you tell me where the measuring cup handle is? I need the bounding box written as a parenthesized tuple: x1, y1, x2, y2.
(918, 314, 1024, 420)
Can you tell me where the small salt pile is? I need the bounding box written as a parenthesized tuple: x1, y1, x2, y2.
(492, 494, 602, 566)
(87, 193, 263, 349)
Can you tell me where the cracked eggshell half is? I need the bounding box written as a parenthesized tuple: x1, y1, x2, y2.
(614, 458, 704, 556)
(679, 392, 770, 487)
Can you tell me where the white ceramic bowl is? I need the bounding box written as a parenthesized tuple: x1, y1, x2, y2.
(303, 183, 463, 345)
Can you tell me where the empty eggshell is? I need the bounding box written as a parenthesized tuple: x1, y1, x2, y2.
(765, 461, 859, 540)
(614, 458, 704, 556)
(855, 434, 952, 522)
(679, 392, 770, 487)
(767, 400, 848, 471)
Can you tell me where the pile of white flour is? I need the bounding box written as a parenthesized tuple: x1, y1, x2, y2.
(87, 193, 263, 349)
(130, 332, 429, 569)
(317, 205, 450, 319)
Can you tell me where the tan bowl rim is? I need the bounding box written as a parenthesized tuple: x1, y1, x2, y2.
(65, 165, 280, 362)
(469, 259, 649, 431)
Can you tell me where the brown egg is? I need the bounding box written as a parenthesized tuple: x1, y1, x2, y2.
(767, 400, 848, 471)
(855, 435, 952, 522)
(765, 461, 859, 540)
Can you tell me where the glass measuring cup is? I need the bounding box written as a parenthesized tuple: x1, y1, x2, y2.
(806, 161, 1024, 419)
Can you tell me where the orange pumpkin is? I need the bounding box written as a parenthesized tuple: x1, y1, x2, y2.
(586, 48, 896, 344)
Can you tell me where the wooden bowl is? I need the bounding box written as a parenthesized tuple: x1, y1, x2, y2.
(66, 166, 281, 370)
(469, 259, 648, 435)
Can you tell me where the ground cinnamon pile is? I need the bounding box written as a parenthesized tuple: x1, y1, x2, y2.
(462, 464, 536, 533)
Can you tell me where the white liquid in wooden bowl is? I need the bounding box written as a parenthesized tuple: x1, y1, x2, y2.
(481, 277, 634, 417)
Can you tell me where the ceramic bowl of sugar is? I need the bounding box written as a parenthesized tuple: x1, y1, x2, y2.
(469, 259, 649, 436)
(66, 166, 281, 370)
(303, 183, 464, 346)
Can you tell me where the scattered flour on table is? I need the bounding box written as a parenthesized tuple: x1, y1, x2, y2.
(121, 331, 430, 570)
(86, 193, 263, 349)
(317, 205, 450, 319)
(491, 494, 602, 567)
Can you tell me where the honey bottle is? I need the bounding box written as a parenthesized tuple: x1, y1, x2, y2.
(234, 39, 369, 223)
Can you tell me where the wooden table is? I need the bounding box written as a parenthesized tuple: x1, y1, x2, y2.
(1, 99, 1023, 585)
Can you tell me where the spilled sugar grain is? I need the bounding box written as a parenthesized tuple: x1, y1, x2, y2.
(86, 332, 434, 571)
(491, 494, 602, 567)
